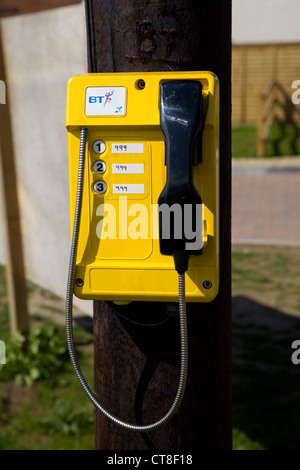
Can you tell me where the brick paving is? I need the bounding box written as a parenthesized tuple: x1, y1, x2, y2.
(232, 158, 300, 246)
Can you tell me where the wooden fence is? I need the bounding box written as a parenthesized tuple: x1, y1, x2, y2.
(256, 80, 300, 156)
(232, 43, 300, 125)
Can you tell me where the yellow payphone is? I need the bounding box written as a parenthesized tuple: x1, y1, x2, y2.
(66, 71, 219, 431)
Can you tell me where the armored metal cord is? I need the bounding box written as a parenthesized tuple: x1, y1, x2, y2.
(66, 127, 188, 431)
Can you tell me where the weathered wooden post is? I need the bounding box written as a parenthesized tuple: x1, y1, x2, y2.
(85, 0, 232, 450)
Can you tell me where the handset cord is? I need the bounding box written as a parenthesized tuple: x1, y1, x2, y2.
(66, 127, 189, 431)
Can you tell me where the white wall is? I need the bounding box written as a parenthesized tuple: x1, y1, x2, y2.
(233, 0, 300, 44)
(0, 3, 92, 313)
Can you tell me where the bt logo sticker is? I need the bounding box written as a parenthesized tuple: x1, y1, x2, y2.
(88, 90, 114, 105)
(85, 86, 125, 116)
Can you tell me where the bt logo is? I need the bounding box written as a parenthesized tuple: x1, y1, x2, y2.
(89, 90, 115, 106)
(89, 95, 105, 103)
(85, 87, 125, 116)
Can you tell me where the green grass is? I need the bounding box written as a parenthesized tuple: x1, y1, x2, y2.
(232, 125, 257, 157)
(232, 245, 300, 450)
(232, 123, 300, 157)
(233, 428, 265, 450)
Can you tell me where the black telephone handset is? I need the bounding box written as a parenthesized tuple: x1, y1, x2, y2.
(158, 80, 203, 273)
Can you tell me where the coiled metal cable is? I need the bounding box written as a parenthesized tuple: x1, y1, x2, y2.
(66, 127, 188, 431)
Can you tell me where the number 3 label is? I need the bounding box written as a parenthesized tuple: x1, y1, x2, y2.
(94, 180, 107, 194)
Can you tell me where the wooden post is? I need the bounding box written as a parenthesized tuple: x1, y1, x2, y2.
(87, 0, 232, 450)
(0, 22, 29, 335)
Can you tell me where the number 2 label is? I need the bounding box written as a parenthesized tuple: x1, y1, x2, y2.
(93, 160, 106, 174)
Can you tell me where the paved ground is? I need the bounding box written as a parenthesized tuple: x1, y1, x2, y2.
(232, 157, 300, 246)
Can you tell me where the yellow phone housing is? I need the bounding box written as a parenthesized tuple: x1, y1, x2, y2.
(66, 71, 219, 302)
